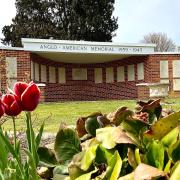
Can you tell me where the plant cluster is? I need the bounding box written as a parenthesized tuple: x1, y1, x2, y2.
(0, 83, 179, 180)
(38, 99, 180, 180)
(0, 81, 43, 179)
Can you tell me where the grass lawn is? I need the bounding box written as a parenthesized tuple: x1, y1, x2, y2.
(2, 98, 180, 132)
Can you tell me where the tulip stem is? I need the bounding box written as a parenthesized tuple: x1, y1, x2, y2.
(12, 116, 17, 150)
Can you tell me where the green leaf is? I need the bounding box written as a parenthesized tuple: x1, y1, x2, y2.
(80, 144, 99, 171)
(161, 126, 180, 148)
(68, 152, 86, 179)
(145, 140, 165, 170)
(121, 118, 148, 137)
(35, 121, 45, 148)
(170, 161, 180, 180)
(127, 148, 138, 169)
(85, 117, 101, 136)
(54, 125, 81, 163)
(37, 147, 58, 167)
(0, 135, 8, 172)
(75, 169, 98, 180)
(24, 149, 40, 180)
(53, 174, 70, 180)
(25, 112, 39, 167)
(96, 127, 116, 149)
(53, 164, 69, 176)
(96, 127, 134, 150)
(106, 151, 122, 180)
(168, 140, 180, 163)
(135, 148, 141, 165)
(144, 111, 180, 140)
(95, 144, 114, 165)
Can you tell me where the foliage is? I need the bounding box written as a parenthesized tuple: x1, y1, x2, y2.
(1, 0, 118, 47)
(141, 32, 176, 52)
(0, 82, 42, 179)
(37, 99, 180, 179)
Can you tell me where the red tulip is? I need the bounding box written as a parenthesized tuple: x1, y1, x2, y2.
(0, 99, 5, 118)
(13, 82, 40, 111)
(2, 94, 22, 116)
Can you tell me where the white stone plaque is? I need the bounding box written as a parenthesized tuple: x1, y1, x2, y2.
(72, 68, 87, 80)
(173, 60, 180, 78)
(128, 65, 135, 81)
(34, 63, 39, 81)
(160, 61, 168, 78)
(173, 79, 180, 91)
(58, 67, 66, 83)
(31, 61, 34, 80)
(94, 68, 102, 83)
(117, 66, 125, 82)
(106, 67, 114, 83)
(49, 66, 56, 83)
(6, 57, 17, 78)
(137, 63, 144, 80)
(41, 65, 47, 82)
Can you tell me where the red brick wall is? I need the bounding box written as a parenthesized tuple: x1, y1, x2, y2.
(0, 49, 31, 93)
(31, 54, 147, 101)
(1, 49, 180, 101)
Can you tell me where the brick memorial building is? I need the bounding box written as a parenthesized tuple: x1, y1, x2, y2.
(0, 38, 180, 101)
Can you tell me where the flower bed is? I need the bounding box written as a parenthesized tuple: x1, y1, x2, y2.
(0, 82, 179, 180)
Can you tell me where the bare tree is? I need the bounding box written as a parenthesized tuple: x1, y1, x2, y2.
(141, 32, 176, 52)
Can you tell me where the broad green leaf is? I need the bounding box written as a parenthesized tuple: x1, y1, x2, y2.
(168, 140, 180, 163)
(145, 140, 165, 170)
(85, 117, 101, 136)
(53, 174, 70, 180)
(68, 152, 86, 179)
(96, 127, 134, 149)
(37, 147, 58, 167)
(96, 127, 116, 149)
(134, 163, 166, 180)
(121, 118, 148, 137)
(144, 111, 180, 140)
(76, 169, 98, 180)
(161, 126, 180, 148)
(54, 125, 81, 163)
(106, 151, 122, 180)
(53, 164, 69, 176)
(127, 148, 138, 169)
(170, 161, 180, 180)
(81, 144, 99, 171)
(95, 144, 114, 165)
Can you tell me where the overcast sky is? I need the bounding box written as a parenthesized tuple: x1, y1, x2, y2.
(0, 0, 180, 46)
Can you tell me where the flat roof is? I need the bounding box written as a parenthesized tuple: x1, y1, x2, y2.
(1, 38, 180, 64)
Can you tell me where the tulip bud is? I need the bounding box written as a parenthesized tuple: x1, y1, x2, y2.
(13, 82, 40, 111)
(2, 94, 22, 116)
(0, 99, 5, 118)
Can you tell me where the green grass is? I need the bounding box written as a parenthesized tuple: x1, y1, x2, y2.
(2, 98, 180, 132)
